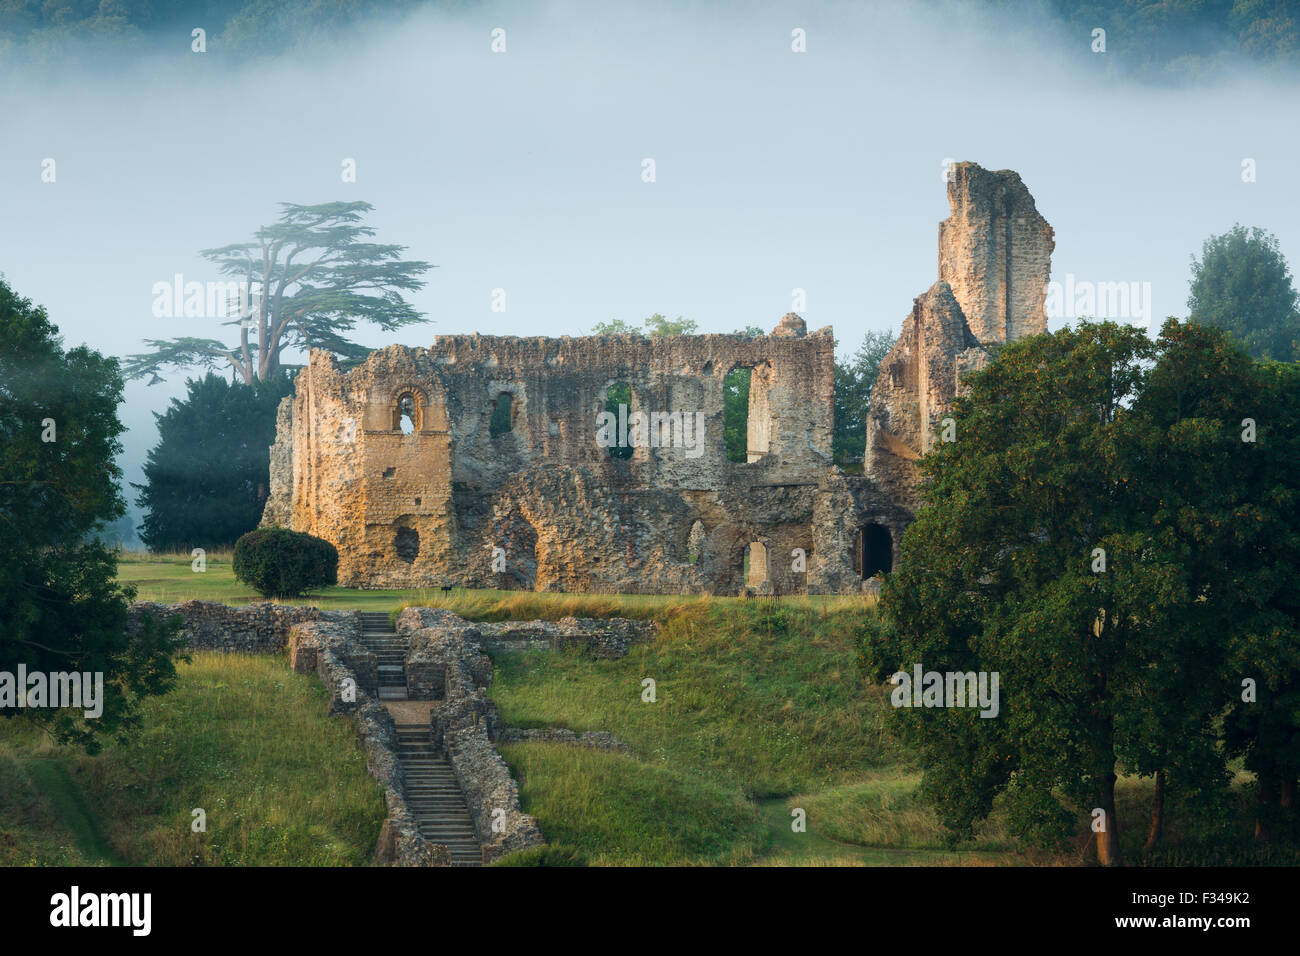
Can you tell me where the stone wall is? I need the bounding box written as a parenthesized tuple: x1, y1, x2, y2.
(127, 601, 330, 652)
(264, 161, 1054, 591)
(866, 163, 1054, 512)
(938, 162, 1055, 346)
(263, 316, 871, 595)
(474, 616, 658, 659)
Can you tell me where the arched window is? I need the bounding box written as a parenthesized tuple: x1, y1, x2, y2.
(393, 391, 420, 434)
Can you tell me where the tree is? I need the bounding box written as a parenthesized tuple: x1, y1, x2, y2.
(591, 313, 698, 337)
(1188, 224, 1300, 362)
(0, 277, 182, 753)
(1220, 358, 1300, 841)
(862, 320, 1289, 865)
(123, 201, 433, 384)
(134, 372, 294, 551)
(834, 330, 895, 467)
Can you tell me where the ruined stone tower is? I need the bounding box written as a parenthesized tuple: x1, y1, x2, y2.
(264, 161, 1051, 593)
(864, 162, 1054, 508)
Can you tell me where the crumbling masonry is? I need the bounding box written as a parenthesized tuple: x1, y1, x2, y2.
(262, 162, 1054, 594)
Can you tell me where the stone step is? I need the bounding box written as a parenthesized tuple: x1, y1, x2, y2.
(393, 734, 482, 860)
(378, 688, 408, 700)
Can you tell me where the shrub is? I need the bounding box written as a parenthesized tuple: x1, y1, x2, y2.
(492, 845, 588, 867)
(233, 527, 338, 598)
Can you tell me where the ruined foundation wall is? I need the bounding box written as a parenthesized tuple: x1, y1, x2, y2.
(866, 163, 1054, 512)
(265, 317, 866, 594)
(938, 163, 1055, 346)
(264, 161, 1053, 593)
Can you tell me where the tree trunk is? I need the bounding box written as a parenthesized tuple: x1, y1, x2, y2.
(1097, 770, 1121, 866)
(1255, 775, 1277, 842)
(1144, 770, 1164, 853)
(1281, 778, 1296, 810)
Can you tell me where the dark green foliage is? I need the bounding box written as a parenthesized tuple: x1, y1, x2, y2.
(722, 368, 750, 463)
(1188, 224, 1300, 361)
(833, 330, 895, 467)
(1039, 0, 1300, 79)
(604, 382, 633, 460)
(591, 314, 697, 337)
(0, 276, 183, 753)
(870, 318, 1299, 863)
(232, 526, 338, 598)
(134, 372, 293, 552)
(489, 392, 513, 437)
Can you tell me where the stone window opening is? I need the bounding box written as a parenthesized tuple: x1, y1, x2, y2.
(723, 367, 750, 462)
(744, 541, 768, 588)
(394, 392, 419, 435)
(603, 381, 634, 461)
(724, 363, 774, 463)
(490, 392, 514, 437)
(856, 523, 892, 578)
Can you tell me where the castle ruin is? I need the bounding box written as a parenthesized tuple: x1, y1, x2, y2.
(261, 162, 1054, 594)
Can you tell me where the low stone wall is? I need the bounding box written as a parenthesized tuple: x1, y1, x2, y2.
(499, 727, 632, 754)
(128, 601, 328, 653)
(398, 608, 545, 862)
(475, 616, 658, 659)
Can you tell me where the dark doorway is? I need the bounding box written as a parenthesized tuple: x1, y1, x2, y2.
(859, 523, 892, 578)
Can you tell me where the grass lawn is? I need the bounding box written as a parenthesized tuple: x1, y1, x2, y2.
(113, 550, 1263, 866)
(486, 599, 1047, 865)
(0, 652, 385, 866)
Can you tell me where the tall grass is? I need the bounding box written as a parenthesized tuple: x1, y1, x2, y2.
(0, 653, 385, 866)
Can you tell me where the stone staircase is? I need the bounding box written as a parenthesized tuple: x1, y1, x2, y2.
(359, 612, 483, 865)
(395, 724, 483, 866)
(359, 611, 409, 701)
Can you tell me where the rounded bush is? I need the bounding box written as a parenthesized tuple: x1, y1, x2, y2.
(233, 527, 338, 598)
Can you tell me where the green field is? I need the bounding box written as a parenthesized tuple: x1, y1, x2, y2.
(0, 652, 385, 866)
(117, 551, 1032, 865)
(6, 550, 1246, 866)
